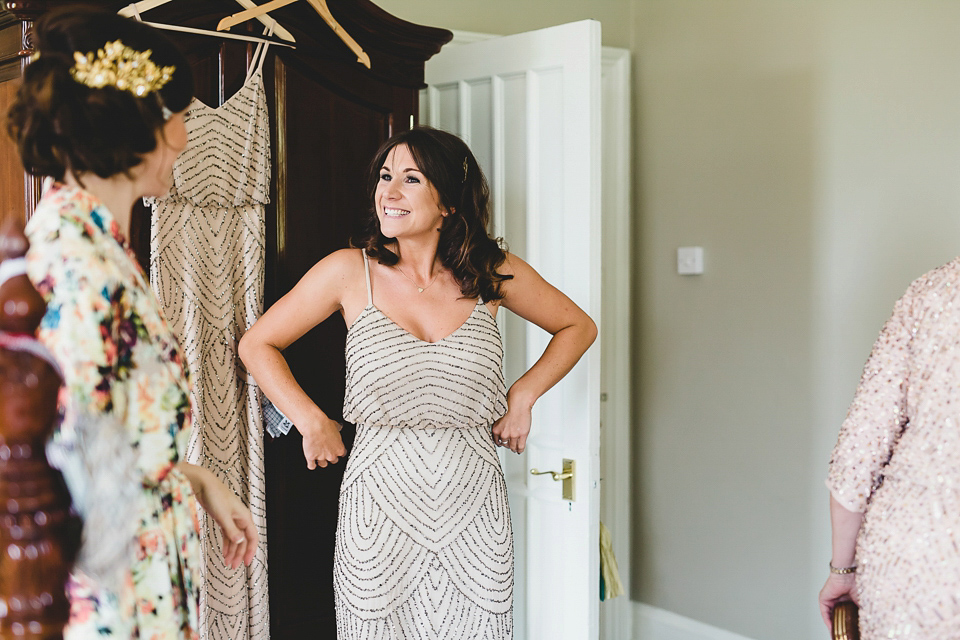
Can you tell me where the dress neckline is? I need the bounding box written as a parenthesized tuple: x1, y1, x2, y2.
(348, 299, 492, 345)
(189, 66, 263, 113)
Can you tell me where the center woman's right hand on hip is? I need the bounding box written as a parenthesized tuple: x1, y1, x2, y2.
(302, 418, 347, 469)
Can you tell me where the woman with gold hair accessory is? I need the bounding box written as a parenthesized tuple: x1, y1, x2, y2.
(6, 6, 258, 638)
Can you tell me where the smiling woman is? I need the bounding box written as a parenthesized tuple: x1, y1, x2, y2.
(358, 126, 513, 305)
(375, 144, 448, 261)
(239, 125, 597, 637)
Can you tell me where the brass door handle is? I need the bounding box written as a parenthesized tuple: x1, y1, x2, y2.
(529, 458, 576, 501)
(530, 469, 572, 481)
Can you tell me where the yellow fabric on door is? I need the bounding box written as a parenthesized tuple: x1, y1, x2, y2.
(600, 520, 625, 599)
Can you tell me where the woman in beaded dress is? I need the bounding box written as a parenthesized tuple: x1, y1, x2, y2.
(819, 262, 960, 639)
(6, 7, 258, 638)
(239, 126, 597, 637)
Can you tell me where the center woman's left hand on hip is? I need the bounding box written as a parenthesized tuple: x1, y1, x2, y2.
(492, 407, 531, 454)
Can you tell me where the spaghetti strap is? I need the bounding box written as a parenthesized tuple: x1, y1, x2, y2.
(247, 25, 274, 81)
(361, 251, 373, 307)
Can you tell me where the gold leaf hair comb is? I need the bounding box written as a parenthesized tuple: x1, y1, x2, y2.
(70, 40, 175, 99)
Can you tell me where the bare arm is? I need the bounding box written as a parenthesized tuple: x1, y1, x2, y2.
(818, 494, 864, 633)
(829, 494, 863, 568)
(492, 253, 598, 454)
(175, 462, 258, 569)
(239, 249, 360, 468)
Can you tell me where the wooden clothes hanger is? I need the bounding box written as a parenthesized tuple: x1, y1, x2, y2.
(216, 0, 370, 68)
(138, 21, 294, 48)
(119, 0, 296, 44)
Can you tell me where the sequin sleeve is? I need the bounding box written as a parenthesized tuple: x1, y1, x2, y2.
(826, 290, 916, 513)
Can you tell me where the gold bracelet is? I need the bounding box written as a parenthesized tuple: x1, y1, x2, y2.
(829, 562, 857, 575)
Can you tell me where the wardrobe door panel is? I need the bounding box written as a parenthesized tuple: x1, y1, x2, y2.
(0, 15, 29, 225)
(264, 54, 412, 637)
(0, 79, 24, 227)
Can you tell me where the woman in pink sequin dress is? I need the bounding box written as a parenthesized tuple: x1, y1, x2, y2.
(819, 261, 960, 639)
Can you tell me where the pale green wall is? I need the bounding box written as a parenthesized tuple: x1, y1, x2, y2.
(637, 3, 960, 637)
(632, 3, 818, 637)
(374, 1, 960, 639)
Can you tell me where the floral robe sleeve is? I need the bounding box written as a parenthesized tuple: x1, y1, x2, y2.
(27, 183, 201, 639)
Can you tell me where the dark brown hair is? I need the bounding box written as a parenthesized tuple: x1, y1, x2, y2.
(6, 5, 193, 181)
(357, 126, 513, 302)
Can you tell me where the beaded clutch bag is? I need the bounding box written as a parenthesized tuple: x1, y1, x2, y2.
(832, 602, 860, 640)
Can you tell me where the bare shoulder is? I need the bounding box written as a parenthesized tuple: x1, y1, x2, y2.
(487, 252, 518, 308)
(500, 251, 546, 288)
(297, 248, 364, 291)
(501, 251, 522, 274)
(496, 251, 593, 334)
(497, 252, 550, 312)
(253, 248, 363, 344)
(318, 247, 365, 273)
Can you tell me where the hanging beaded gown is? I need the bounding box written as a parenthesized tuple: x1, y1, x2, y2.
(335, 252, 514, 638)
(147, 39, 271, 640)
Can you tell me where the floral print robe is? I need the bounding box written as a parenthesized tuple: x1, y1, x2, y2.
(26, 183, 202, 639)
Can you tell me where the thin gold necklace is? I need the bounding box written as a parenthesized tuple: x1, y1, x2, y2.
(394, 263, 439, 293)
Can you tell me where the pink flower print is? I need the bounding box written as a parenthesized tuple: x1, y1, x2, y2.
(138, 530, 163, 560)
(136, 377, 156, 415)
(67, 592, 95, 625)
(138, 598, 157, 617)
(100, 325, 118, 364)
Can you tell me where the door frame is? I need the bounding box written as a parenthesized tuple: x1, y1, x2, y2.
(597, 46, 632, 640)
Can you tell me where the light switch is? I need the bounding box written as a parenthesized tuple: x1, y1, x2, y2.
(677, 247, 704, 275)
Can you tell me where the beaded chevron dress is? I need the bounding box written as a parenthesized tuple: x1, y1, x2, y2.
(335, 251, 514, 638)
(147, 41, 271, 640)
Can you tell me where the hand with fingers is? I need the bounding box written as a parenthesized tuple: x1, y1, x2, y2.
(189, 470, 259, 569)
(491, 405, 532, 454)
(819, 571, 859, 635)
(212, 490, 258, 570)
(302, 415, 347, 469)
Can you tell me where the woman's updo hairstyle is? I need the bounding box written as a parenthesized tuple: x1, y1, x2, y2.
(358, 126, 513, 302)
(6, 5, 193, 181)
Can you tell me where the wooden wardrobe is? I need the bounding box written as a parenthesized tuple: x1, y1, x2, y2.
(0, 1, 451, 636)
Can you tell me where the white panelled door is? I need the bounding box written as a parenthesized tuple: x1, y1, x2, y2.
(423, 20, 602, 640)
